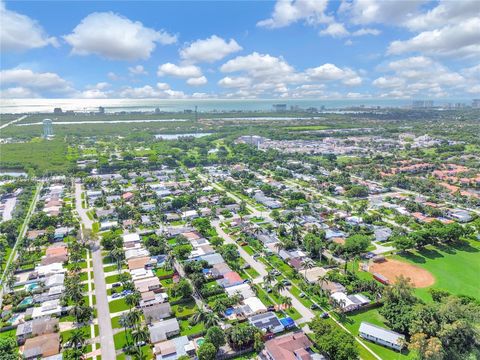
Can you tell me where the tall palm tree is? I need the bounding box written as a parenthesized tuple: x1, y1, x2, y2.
(119, 313, 132, 346)
(301, 259, 315, 280)
(282, 296, 293, 308)
(204, 311, 221, 327)
(274, 281, 286, 294)
(274, 241, 285, 254)
(67, 329, 86, 349)
(128, 309, 142, 329)
(191, 308, 207, 325)
(131, 325, 149, 347)
(125, 292, 140, 310)
(263, 273, 276, 287)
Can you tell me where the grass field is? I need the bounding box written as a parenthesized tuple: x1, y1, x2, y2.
(0, 138, 72, 175)
(394, 239, 480, 302)
(338, 308, 415, 360)
(284, 125, 329, 131)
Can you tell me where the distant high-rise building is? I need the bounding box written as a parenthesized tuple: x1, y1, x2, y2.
(272, 104, 287, 112)
(43, 119, 53, 138)
(98, 106, 105, 114)
(155, 107, 161, 114)
(53, 108, 63, 114)
(412, 100, 434, 109)
(472, 99, 480, 109)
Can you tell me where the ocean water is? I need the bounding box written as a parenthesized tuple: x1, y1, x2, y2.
(0, 98, 420, 114)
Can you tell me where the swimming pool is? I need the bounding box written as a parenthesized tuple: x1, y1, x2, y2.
(8, 313, 22, 325)
(25, 283, 39, 292)
(224, 308, 234, 316)
(195, 338, 205, 347)
(19, 297, 33, 306)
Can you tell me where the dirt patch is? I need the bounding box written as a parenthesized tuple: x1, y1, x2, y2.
(369, 259, 435, 288)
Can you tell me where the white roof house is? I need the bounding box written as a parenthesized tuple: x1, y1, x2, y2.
(182, 210, 198, 219)
(131, 268, 154, 281)
(359, 322, 405, 351)
(35, 263, 65, 277)
(225, 283, 255, 300)
(123, 233, 141, 244)
(125, 248, 150, 260)
(243, 297, 267, 314)
(149, 318, 180, 344)
(331, 292, 370, 312)
(100, 221, 118, 231)
(31, 299, 62, 319)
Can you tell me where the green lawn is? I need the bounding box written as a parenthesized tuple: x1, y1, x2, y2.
(245, 267, 260, 278)
(171, 300, 197, 317)
(109, 299, 129, 313)
(105, 274, 122, 284)
(394, 239, 480, 301)
(338, 308, 414, 360)
(179, 319, 204, 336)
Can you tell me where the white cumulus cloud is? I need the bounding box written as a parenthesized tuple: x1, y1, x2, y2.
(157, 63, 203, 78)
(186, 76, 207, 86)
(0, 2, 58, 52)
(64, 12, 177, 60)
(128, 65, 148, 75)
(180, 35, 242, 63)
(257, 0, 331, 28)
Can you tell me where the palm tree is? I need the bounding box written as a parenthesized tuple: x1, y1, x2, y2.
(263, 273, 276, 287)
(273, 281, 286, 294)
(163, 253, 175, 272)
(274, 241, 285, 254)
(282, 296, 293, 308)
(204, 311, 221, 327)
(125, 292, 140, 310)
(119, 313, 132, 346)
(301, 259, 315, 280)
(67, 329, 86, 349)
(128, 309, 142, 329)
(131, 325, 149, 347)
(191, 308, 207, 325)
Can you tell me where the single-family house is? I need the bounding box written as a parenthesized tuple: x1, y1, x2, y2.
(23, 333, 60, 360)
(149, 318, 180, 344)
(16, 318, 59, 344)
(264, 331, 321, 360)
(154, 335, 195, 360)
(135, 277, 161, 293)
(249, 312, 284, 334)
(143, 303, 172, 324)
(359, 322, 405, 351)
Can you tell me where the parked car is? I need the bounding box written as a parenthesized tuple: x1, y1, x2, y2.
(112, 293, 121, 299)
(112, 283, 121, 288)
(310, 303, 320, 310)
(320, 312, 329, 319)
(282, 280, 291, 286)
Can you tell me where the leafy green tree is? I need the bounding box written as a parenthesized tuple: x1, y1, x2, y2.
(393, 235, 415, 252)
(197, 342, 217, 360)
(171, 279, 193, 299)
(379, 276, 417, 333)
(205, 326, 226, 349)
(409, 333, 444, 360)
(310, 317, 358, 360)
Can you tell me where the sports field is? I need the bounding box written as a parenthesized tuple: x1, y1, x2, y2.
(394, 239, 480, 302)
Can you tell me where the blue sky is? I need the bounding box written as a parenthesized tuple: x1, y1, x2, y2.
(1, 0, 479, 100)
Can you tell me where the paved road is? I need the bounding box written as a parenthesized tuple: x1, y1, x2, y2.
(212, 220, 267, 281)
(0, 115, 27, 130)
(214, 214, 382, 359)
(0, 181, 43, 308)
(75, 183, 115, 360)
(75, 182, 93, 228)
